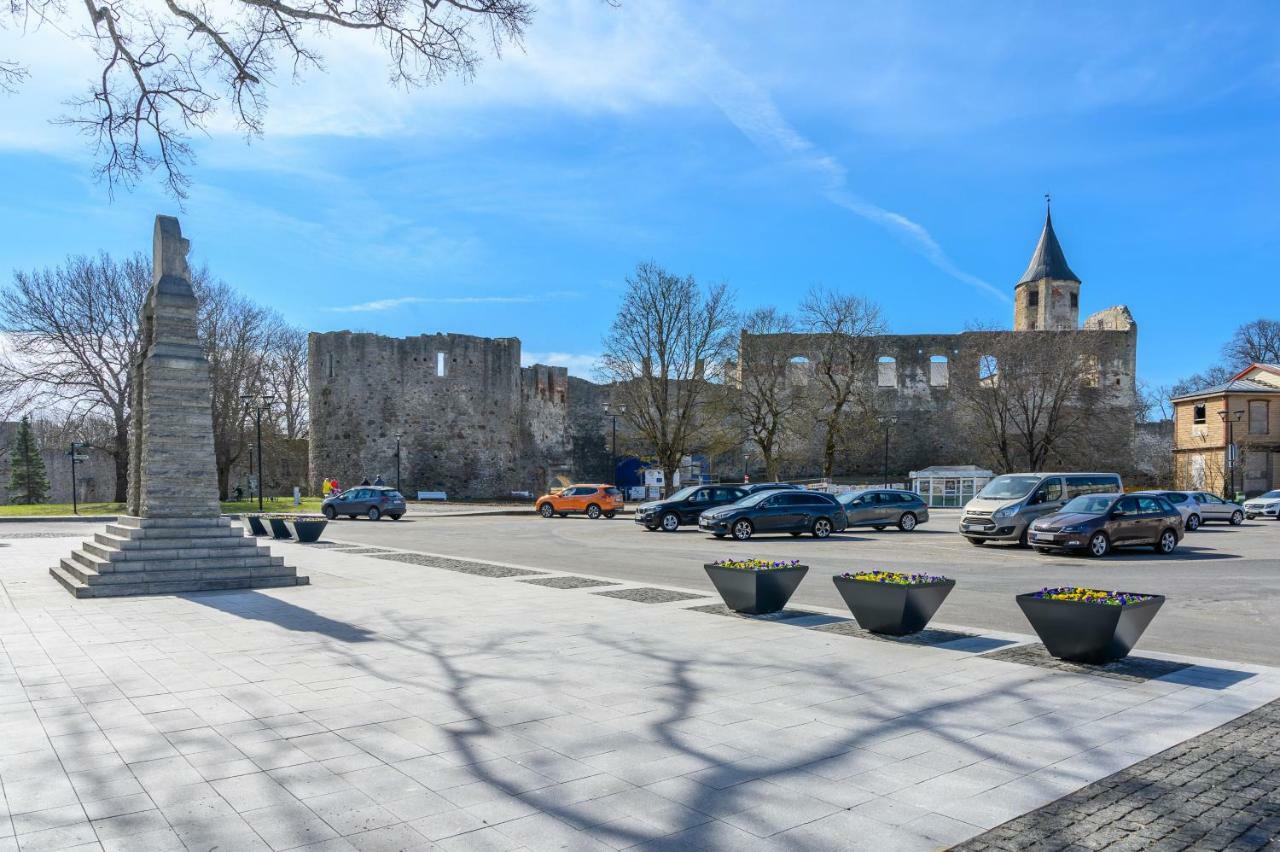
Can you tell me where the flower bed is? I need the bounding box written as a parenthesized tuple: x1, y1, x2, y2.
(1016, 588, 1164, 663)
(710, 559, 803, 571)
(704, 558, 808, 614)
(840, 570, 950, 585)
(833, 570, 955, 635)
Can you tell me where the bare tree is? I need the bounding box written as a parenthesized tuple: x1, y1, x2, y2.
(797, 287, 885, 478)
(1223, 318, 1280, 368)
(265, 325, 309, 440)
(5, 0, 533, 197)
(0, 253, 149, 500)
(597, 262, 736, 497)
(731, 308, 800, 481)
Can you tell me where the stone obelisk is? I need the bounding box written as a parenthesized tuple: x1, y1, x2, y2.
(51, 216, 308, 597)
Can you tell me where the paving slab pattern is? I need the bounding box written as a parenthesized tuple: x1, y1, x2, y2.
(0, 532, 1277, 851)
(592, 587, 708, 604)
(369, 551, 546, 577)
(952, 698, 1280, 851)
(519, 576, 620, 589)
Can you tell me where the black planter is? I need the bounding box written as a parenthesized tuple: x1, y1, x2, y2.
(1016, 593, 1165, 663)
(289, 518, 328, 543)
(244, 514, 268, 536)
(267, 517, 293, 540)
(833, 576, 955, 635)
(704, 564, 808, 614)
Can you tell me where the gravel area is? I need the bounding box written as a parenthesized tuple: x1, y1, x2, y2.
(369, 551, 545, 577)
(814, 620, 983, 646)
(981, 642, 1192, 683)
(592, 586, 709, 604)
(518, 575, 620, 589)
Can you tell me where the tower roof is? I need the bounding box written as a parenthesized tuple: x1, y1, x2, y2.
(1017, 210, 1079, 285)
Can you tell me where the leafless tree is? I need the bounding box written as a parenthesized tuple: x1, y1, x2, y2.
(0, 253, 149, 500)
(265, 325, 309, 440)
(5, 0, 533, 197)
(1223, 318, 1280, 368)
(952, 328, 1129, 473)
(730, 308, 801, 482)
(597, 262, 736, 496)
(797, 286, 885, 478)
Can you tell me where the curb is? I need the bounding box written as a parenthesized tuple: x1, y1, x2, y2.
(0, 515, 118, 523)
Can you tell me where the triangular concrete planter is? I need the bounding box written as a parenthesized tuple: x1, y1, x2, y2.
(833, 576, 954, 635)
(704, 564, 809, 615)
(1016, 593, 1165, 663)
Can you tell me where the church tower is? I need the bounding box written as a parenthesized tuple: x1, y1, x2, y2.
(1013, 202, 1080, 331)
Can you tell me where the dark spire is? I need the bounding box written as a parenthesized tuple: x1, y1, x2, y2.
(1017, 201, 1079, 285)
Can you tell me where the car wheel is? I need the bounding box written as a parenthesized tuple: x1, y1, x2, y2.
(732, 519, 754, 541)
(367, 507, 381, 521)
(966, 537, 984, 546)
(1154, 529, 1178, 554)
(323, 505, 336, 520)
(539, 503, 554, 518)
(898, 513, 917, 532)
(812, 517, 832, 539)
(1185, 514, 1200, 531)
(1087, 532, 1109, 558)
(586, 504, 601, 520)
(603, 511, 616, 519)
(389, 514, 402, 521)
(1230, 510, 1244, 526)
(660, 512, 680, 532)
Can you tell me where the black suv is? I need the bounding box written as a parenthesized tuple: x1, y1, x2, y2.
(698, 489, 848, 540)
(635, 484, 748, 531)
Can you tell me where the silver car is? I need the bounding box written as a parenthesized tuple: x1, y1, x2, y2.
(837, 489, 930, 531)
(1186, 491, 1245, 527)
(1131, 490, 1231, 531)
(1243, 490, 1280, 520)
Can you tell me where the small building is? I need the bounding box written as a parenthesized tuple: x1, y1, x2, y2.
(909, 465, 994, 507)
(1171, 363, 1280, 498)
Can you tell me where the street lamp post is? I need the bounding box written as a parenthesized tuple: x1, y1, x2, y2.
(67, 442, 85, 515)
(241, 395, 275, 511)
(742, 451, 750, 483)
(395, 435, 402, 494)
(602, 403, 626, 484)
(1217, 409, 1244, 500)
(878, 415, 899, 487)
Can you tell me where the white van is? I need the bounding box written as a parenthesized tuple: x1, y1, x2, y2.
(960, 472, 1123, 546)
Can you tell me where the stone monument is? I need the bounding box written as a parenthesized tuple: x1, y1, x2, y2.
(51, 216, 308, 597)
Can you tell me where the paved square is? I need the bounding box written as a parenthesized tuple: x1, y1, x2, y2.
(1, 525, 1277, 850)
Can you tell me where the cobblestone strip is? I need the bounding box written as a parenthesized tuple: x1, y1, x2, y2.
(951, 699, 1280, 851)
(368, 551, 545, 577)
(981, 643, 1191, 683)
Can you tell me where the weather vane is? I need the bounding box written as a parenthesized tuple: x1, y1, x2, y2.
(1045, 191, 1051, 211)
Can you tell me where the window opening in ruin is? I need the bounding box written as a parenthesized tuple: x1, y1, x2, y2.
(979, 355, 998, 386)
(326, 353, 335, 379)
(1249, 400, 1269, 435)
(929, 355, 949, 387)
(436, 352, 446, 377)
(1027, 289, 1039, 308)
(1193, 403, 1206, 424)
(877, 356, 897, 388)
(1081, 355, 1100, 388)
(1070, 292, 1079, 309)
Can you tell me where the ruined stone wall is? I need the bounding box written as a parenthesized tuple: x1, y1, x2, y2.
(308, 331, 575, 498)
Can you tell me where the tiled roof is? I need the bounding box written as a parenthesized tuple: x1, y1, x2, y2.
(1171, 378, 1280, 402)
(1017, 210, 1079, 285)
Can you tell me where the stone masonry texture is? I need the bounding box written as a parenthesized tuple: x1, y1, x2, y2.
(951, 698, 1280, 851)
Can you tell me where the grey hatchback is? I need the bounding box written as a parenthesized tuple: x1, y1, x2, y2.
(837, 489, 930, 531)
(322, 486, 407, 521)
(1028, 493, 1183, 557)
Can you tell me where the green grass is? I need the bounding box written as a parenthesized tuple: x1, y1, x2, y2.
(0, 496, 324, 517)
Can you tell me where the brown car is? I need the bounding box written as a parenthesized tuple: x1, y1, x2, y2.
(1028, 493, 1184, 557)
(535, 484, 625, 519)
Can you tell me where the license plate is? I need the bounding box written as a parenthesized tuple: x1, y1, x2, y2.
(1031, 533, 1051, 541)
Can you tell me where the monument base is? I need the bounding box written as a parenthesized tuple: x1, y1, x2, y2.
(50, 516, 309, 598)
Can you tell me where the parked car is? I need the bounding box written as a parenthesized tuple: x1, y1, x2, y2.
(1135, 490, 1243, 530)
(739, 482, 801, 495)
(698, 489, 848, 541)
(536, 484, 625, 519)
(1243, 490, 1280, 520)
(635, 484, 748, 531)
(322, 486, 406, 521)
(1028, 493, 1183, 557)
(1187, 492, 1246, 526)
(837, 489, 929, 531)
(960, 472, 1122, 546)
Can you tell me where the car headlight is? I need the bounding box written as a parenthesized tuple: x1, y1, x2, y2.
(994, 506, 1017, 519)
(1060, 524, 1087, 533)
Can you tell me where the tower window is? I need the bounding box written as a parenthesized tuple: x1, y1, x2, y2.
(877, 356, 897, 388)
(1027, 289, 1039, 309)
(326, 353, 335, 379)
(1070, 292, 1079, 309)
(929, 355, 949, 387)
(436, 352, 446, 377)
(1193, 404, 1206, 425)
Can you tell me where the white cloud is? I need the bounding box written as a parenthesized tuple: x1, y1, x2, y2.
(328, 291, 580, 313)
(521, 350, 599, 378)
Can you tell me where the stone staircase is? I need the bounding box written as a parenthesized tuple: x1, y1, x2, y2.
(50, 516, 309, 598)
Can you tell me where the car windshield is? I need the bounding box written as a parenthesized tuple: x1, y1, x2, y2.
(837, 491, 870, 505)
(1261, 491, 1280, 500)
(665, 486, 700, 502)
(976, 475, 1041, 500)
(1061, 494, 1115, 515)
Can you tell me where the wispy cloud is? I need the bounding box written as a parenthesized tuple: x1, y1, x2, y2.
(672, 10, 1009, 303)
(328, 291, 579, 313)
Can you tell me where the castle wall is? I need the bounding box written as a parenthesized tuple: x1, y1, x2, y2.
(308, 331, 574, 499)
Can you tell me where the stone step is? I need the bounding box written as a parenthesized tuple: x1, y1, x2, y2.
(90, 532, 263, 553)
(114, 516, 232, 529)
(49, 564, 308, 598)
(84, 542, 271, 565)
(104, 523, 244, 540)
(60, 557, 299, 586)
(67, 550, 283, 575)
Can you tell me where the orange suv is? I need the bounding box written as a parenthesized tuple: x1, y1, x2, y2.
(536, 484, 625, 519)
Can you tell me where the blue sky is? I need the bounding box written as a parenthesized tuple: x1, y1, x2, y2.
(1, 0, 1277, 385)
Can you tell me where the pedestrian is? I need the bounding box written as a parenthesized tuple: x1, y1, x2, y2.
(374, 474, 385, 486)
(322, 478, 332, 497)
(360, 477, 371, 487)
(331, 478, 341, 495)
